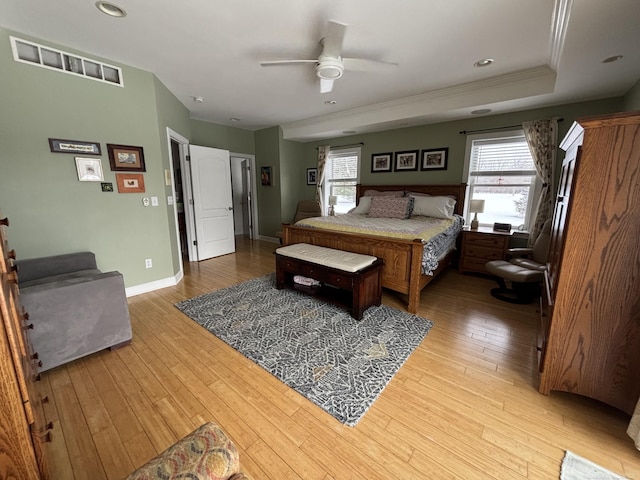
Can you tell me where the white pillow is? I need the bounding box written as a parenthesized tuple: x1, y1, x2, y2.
(350, 196, 372, 214)
(411, 195, 456, 219)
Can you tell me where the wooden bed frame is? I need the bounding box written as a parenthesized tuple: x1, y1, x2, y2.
(280, 183, 467, 313)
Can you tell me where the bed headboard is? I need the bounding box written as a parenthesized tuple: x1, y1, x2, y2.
(355, 184, 467, 216)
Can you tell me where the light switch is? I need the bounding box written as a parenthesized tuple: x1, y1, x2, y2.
(151, 196, 159, 206)
(167, 196, 174, 205)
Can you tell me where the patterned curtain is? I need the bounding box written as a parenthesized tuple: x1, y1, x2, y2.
(630, 397, 640, 450)
(523, 118, 558, 246)
(316, 145, 330, 214)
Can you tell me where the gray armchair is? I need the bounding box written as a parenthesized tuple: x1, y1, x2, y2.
(485, 219, 552, 304)
(276, 199, 321, 243)
(17, 251, 132, 371)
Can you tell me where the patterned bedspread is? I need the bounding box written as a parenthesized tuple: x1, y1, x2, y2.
(295, 214, 464, 275)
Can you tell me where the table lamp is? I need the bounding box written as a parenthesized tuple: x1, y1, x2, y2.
(469, 199, 485, 230)
(328, 195, 337, 216)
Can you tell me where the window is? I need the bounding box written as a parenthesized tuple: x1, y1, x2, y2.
(323, 147, 361, 214)
(463, 131, 539, 230)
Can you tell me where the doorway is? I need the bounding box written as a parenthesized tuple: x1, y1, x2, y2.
(230, 154, 257, 239)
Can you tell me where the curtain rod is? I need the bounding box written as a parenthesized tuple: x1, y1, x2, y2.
(459, 118, 564, 135)
(316, 142, 364, 150)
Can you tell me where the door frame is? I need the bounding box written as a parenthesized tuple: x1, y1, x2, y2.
(230, 153, 259, 240)
(166, 127, 196, 270)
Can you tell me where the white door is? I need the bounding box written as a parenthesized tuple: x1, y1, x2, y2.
(189, 145, 235, 260)
(241, 159, 253, 238)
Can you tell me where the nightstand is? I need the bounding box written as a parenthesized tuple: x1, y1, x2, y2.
(459, 226, 511, 274)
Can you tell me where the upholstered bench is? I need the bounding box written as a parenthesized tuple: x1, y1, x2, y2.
(275, 243, 383, 320)
(126, 422, 251, 480)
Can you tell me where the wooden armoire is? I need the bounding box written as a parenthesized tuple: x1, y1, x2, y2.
(538, 111, 640, 415)
(0, 216, 51, 479)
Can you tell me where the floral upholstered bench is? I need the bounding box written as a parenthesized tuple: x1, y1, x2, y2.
(126, 422, 252, 480)
(275, 242, 383, 320)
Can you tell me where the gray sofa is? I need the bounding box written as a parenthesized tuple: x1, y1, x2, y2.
(18, 251, 132, 371)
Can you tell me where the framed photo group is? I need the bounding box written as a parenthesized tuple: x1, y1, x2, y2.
(50, 137, 147, 193)
(371, 147, 448, 173)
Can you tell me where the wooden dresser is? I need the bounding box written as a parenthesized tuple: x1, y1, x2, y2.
(538, 111, 640, 415)
(0, 216, 51, 479)
(458, 227, 511, 274)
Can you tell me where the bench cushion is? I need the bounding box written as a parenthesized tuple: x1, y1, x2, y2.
(276, 243, 377, 273)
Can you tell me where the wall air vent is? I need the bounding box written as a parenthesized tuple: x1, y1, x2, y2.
(10, 36, 124, 87)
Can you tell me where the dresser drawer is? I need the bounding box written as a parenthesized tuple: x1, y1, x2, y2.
(460, 257, 491, 274)
(324, 271, 354, 290)
(277, 257, 299, 272)
(464, 245, 505, 261)
(300, 262, 324, 280)
(464, 232, 507, 248)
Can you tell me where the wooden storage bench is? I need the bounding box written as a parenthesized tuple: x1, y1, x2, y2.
(275, 243, 383, 320)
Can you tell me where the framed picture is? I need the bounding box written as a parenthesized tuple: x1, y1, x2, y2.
(306, 167, 317, 185)
(75, 157, 104, 182)
(420, 147, 448, 171)
(261, 166, 272, 186)
(49, 138, 101, 155)
(107, 144, 146, 172)
(115, 173, 145, 193)
(371, 152, 392, 173)
(394, 150, 419, 171)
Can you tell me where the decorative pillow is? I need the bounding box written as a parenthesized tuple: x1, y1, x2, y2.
(349, 196, 372, 214)
(411, 195, 456, 219)
(363, 189, 404, 198)
(368, 196, 414, 219)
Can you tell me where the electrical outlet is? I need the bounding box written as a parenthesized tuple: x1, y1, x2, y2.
(145, 258, 152, 269)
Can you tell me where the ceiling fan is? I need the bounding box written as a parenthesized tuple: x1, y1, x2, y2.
(260, 20, 398, 93)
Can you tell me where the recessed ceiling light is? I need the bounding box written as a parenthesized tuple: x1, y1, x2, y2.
(192, 96, 204, 103)
(474, 58, 494, 67)
(602, 55, 623, 63)
(95, 1, 126, 17)
(471, 108, 492, 115)
(324, 100, 337, 105)
(230, 118, 240, 122)
(342, 130, 356, 134)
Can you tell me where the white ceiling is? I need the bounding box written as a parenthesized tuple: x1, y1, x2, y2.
(2, 0, 639, 141)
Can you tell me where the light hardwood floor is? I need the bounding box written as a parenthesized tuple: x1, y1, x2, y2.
(41, 236, 640, 479)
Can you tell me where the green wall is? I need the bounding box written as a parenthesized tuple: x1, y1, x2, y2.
(623, 79, 640, 111)
(299, 98, 623, 191)
(190, 119, 255, 154)
(254, 126, 282, 237)
(0, 28, 177, 287)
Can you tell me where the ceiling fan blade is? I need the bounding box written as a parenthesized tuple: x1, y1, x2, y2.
(320, 78, 334, 93)
(343, 57, 398, 71)
(321, 20, 347, 58)
(260, 60, 317, 66)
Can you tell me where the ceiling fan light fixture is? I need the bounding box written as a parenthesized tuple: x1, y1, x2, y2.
(316, 58, 344, 80)
(95, 1, 126, 17)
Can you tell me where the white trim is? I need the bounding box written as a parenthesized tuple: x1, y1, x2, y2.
(549, 0, 573, 70)
(259, 235, 280, 244)
(125, 270, 183, 297)
(230, 152, 259, 239)
(166, 127, 189, 275)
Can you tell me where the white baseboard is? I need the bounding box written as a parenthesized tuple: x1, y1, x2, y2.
(125, 269, 184, 297)
(259, 235, 280, 243)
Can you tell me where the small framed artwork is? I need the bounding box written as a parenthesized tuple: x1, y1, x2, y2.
(371, 152, 392, 173)
(49, 138, 101, 155)
(306, 167, 317, 185)
(421, 148, 448, 171)
(115, 173, 145, 193)
(101, 182, 114, 192)
(394, 150, 419, 171)
(261, 166, 272, 186)
(75, 157, 104, 181)
(107, 144, 146, 172)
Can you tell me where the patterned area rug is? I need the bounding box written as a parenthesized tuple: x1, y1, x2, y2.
(560, 451, 628, 480)
(175, 274, 433, 426)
